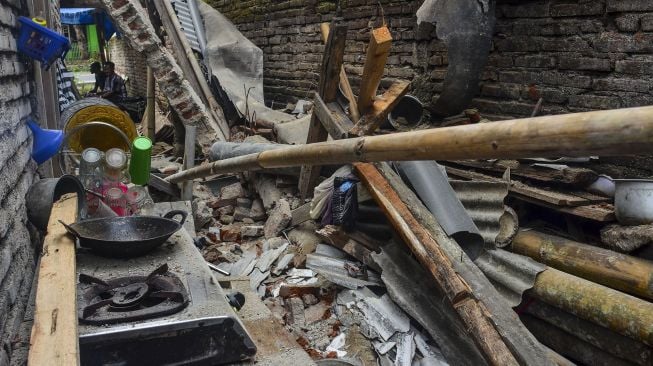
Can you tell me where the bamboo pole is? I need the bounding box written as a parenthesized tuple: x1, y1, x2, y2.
(523, 299, 652, 365)
(167, 105, 653, 183)
(512, 230, 653, 300)
(532, 268, 653, 346)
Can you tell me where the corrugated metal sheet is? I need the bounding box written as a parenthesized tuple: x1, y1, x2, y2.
(450, 180, 517, 248)
(475, 249, 546, 307)
(171, 0, 207, 54)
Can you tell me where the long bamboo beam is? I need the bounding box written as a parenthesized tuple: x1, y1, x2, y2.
(532, 268, 653, 346)
(167, 106, 653, 183)
(512, 230, 653, 300)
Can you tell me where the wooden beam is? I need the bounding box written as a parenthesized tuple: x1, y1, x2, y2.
(181, 125, 197, 201)
(312, 93, 354, 140)
(354, 163, 519, 366)
(149, 173, 181, 198)
(357, 26, 393, 115)
(145, 67, 156, 140)
(350, 79, 410, 136)
(320, 22, 360, 122)
(298, 20, 347, 199)
(29, 194, 79, 366)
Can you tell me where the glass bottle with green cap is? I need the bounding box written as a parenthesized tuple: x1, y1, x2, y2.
(127, 136, 154, 215)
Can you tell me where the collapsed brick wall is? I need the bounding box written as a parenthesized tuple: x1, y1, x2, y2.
(108, 37, 148, 98)
(0, 0, 39, 365)
(208, 0, 653, 119)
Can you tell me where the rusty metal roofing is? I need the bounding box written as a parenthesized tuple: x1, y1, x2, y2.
(449, 180, 518, 248)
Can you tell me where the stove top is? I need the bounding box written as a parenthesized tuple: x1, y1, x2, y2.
(78, 263, 189, 325)
(76, 205, 256, 365)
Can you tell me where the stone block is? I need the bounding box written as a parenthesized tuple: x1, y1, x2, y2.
(607, 0, 653, 12)
(615, 60, 653, 74)
(233, 206, 252, 221)
(559, 56, 612, 71)
(263, 199, 292, 239)
(569, 95, 622, 110)
(236, 197, 253, 209)
(220, 225, 241, 242)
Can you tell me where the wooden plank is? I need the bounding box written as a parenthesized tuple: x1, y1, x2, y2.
(451, 160, 599, 188)
(350, 79, 410, 136)
(354, 163, 519, 366)
(356, 26, 393, 115)
(320, 22, 360, 122)
(298, 20, 347, 199)
(316, 225, 375, 266)
(445, 166, 616, 222)
(312, 93, 354, 140)
(149, 173, 181, 198)
(29, 193, 79, 366)
(445, 166, 589, 206)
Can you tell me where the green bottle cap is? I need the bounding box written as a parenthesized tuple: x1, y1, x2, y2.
(129, 136, 152, 185)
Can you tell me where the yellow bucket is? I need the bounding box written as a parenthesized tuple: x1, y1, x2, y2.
(61, 98, 137, 152)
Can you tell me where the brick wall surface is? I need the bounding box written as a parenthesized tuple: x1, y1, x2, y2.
(108, 36, 148, 98)
(207, 0, 653, 119)
(0, 0, 39, 365)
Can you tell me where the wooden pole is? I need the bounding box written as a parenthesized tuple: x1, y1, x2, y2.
(181, 125, 196, 201)
(145, 67, 156, 141)
(298, 19, 348, 198)
(95, 12, 107, 63)
(512, 230, 653, 300)
(356, 26, 393, 114)
(29, 194, 79, 366)
(166, 105, 653, 183)
(320, 22, 360, 123)
(354, 162, 519, 366)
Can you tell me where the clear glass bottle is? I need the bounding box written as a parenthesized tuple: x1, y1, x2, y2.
(80, 148, 103, 217)
(126, 185, 154, 216)
(102, 148, 130, 194)
(105, 187, 127, 216)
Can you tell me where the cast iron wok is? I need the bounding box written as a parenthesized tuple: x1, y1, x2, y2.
(60, 210, 187, 258)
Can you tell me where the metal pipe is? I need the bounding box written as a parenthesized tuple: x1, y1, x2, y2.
(166, 106, 653, 183)
(512, 230, 653, 300)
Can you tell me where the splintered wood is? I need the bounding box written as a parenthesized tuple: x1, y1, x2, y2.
(354, 163, 519, 366)
(28, 193, 79, 366)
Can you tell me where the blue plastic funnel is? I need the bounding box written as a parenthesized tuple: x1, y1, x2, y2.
(27, 119, 64, 164)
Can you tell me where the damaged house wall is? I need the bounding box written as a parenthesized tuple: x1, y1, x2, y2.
(0, 0, 40, 364)
(209, 0, 653, 119)
(108, 37, 148, 98)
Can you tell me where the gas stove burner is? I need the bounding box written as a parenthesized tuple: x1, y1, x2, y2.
(78, 263, 189, 325)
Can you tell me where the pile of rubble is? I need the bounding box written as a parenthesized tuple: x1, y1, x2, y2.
(185, 171, 446, 365)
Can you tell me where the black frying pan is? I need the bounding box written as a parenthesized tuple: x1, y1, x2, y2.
(60, 210, 188, 258)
